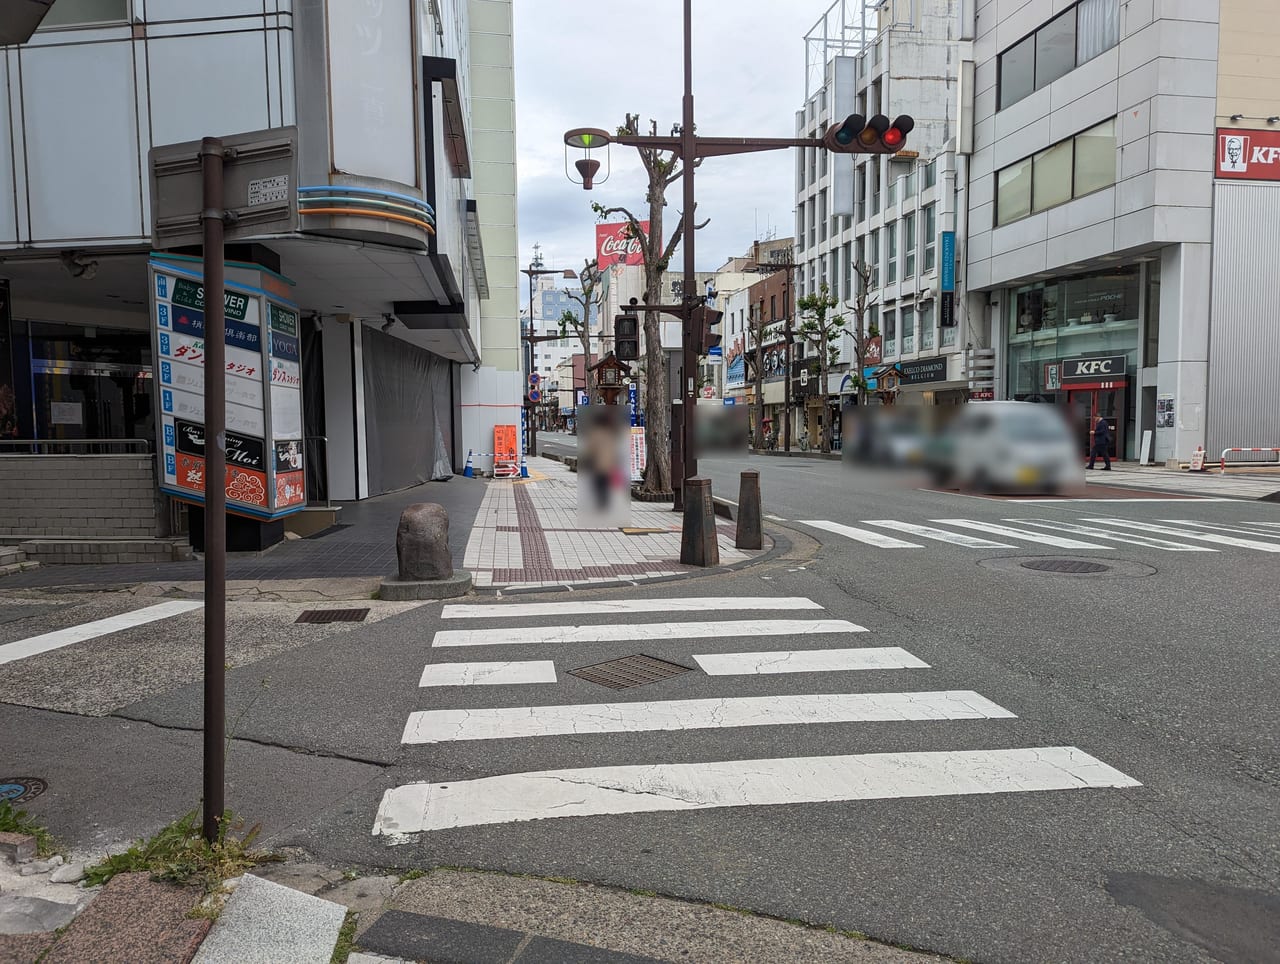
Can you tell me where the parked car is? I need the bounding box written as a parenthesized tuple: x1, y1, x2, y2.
(924, 401, 1080, 493)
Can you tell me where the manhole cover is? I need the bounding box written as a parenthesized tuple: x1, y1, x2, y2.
(0, 778, 47, 803)
(295, 608, 370, 624)
(569, 654, 693, 689)
(1021, 559, 1112, 574)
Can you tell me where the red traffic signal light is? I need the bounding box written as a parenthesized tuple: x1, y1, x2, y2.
(822, 113, 915, 155)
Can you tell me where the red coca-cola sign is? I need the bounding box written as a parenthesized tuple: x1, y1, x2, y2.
(596, 221, 649, 267)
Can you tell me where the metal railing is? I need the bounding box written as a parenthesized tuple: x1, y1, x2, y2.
(0, 438, 152, 455)
(1220, 447, 1280, 474)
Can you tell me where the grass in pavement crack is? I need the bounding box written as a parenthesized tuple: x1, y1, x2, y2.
(0, 799, 56, 856)
(83, 808, 282, 894)
(330, 910, 359, 963)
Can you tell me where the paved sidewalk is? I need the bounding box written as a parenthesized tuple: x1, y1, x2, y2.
(465, 458, 761, 590)
(1084, 465, 1280, 500)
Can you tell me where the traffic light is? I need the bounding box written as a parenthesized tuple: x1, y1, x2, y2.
(693, 305, 723, 355)
(615, 314, 639, 361)
(822, 113, 915, 155)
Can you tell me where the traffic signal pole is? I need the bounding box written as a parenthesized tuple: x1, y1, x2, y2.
(568, 4, 916, 492)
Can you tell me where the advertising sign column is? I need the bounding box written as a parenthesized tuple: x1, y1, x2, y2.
(152, 260, 306, 520)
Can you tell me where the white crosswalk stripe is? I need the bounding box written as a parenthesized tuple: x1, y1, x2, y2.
(1156, 520, 1280, 539)
(375, 593, 1141, 836)
(375, 747, 1141, 834)
(863, 520, 1013, 548)
(0, 600, 203, 666)
(401, 690, 1012, 744)
(432, 618, 867, 648)
(692, 647, 929, 675)
(1008, 519, 1218, 552)
(1083, 518, 1280, 552)
(798, 520, 922, 548)
(442, 597, 824, 619)
(419, 661, 557, 687)
(929, 519, 1107, 549)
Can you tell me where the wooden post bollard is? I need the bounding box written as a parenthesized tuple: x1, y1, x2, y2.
(679, 477, 720, 567)
(736, 470, 762, 550)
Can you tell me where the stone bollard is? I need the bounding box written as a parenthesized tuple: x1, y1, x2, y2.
(679, 477, 720, 567)
(735, 471, 762, 550)
(380, 503, 473, 600)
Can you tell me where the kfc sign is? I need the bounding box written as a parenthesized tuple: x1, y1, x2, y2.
(1216, 128, 1280, 181)
(596, 221, 648, 267)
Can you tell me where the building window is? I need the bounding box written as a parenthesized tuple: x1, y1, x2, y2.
(997, 0, 1119, 111)
(1035, 9, 1077, 90)
(924, 157, 938, 190)
(995, 118, 1116, 226)
(870, 161, 881, 215)
(884, 308, 896, 358)
(869, 229, 880, 282)
(886, 222, 898, 284)
(40, 0, 128, 27)
(819, 190, 828, 243)
(1077, 0, 1120, 62)
(843, 242, 853, 302)
(1032, 140, 1074, 211)
(923, 205, 936, 273)
(902, 305, 916, 354)
(921, 302, 935, 350)
(1073, 118, 1117, 196)
(997, 158, 1034, 224)
(904, 213, 916, 280)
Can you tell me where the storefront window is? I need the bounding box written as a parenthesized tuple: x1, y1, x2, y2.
(1006, 266, 1140, 399)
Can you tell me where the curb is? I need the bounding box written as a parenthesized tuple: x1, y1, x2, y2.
(479, 525, 797, 596)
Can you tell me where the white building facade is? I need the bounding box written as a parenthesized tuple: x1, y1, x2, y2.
(0, 0, 518, 554)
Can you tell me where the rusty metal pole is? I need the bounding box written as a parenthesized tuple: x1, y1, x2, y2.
(680, 0, 698, 487)
(200, 137, 226, 844)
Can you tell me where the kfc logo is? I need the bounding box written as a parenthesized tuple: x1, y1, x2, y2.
(596, 221, 649, 267)
(1220, 134, 1250, 173)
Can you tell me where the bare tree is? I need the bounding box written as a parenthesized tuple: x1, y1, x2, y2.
(843, 260, 880, 410)
(558, 258, 602, 402)
(591, 113, 706, 495)
(743, 298, 781, 449)
(796, 283, 847, 453)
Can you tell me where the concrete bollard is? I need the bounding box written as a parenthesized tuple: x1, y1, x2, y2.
(679, 477, 721, 567)
(736, 470, 762, 550)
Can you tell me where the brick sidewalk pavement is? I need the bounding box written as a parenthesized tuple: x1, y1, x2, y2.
(464, 458, 761, 590)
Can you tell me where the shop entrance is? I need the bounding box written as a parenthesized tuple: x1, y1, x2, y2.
(1066, 386, 1125, 461)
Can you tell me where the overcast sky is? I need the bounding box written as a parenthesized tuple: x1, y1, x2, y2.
(513, 1, 835, 288)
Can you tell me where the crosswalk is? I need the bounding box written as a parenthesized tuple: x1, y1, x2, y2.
(795, 516, 1280, 555)
(373, 596, 1140, 837)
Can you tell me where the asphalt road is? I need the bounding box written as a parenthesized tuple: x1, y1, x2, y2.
(4, 454, 1279, 963)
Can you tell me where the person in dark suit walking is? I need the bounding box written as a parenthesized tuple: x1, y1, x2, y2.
(1087, 414, 1112, 470)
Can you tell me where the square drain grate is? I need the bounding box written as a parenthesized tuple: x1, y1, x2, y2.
(568, 654, 694, 690)
(295, 608, 371, 625)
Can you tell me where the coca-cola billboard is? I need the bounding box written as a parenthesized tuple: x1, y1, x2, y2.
(596, 221, 648, 268)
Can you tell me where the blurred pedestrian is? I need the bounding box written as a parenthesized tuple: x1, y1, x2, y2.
(1086, 414, 1112, 470)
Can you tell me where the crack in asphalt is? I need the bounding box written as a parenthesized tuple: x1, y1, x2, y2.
(107, 711, 393, 769)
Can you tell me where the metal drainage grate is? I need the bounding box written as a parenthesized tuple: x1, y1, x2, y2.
(295, 608, 371, 625)
(568, 654, 694, 690)
(0, 777, 47, 803)
(1021, 559, 1112, 574)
